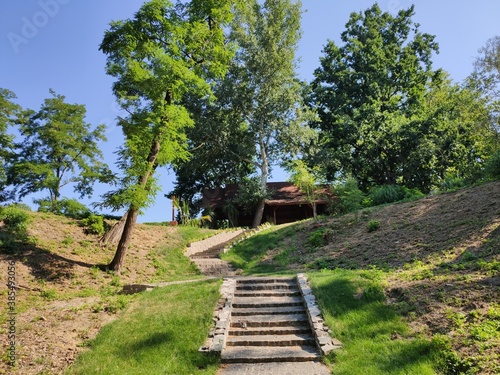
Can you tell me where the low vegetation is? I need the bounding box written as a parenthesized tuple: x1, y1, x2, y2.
(223, 181, 500, 374)
(0, 210, 216, 375)
(66, 280, 221, 375)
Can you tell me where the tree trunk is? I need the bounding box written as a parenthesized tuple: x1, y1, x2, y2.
(107, 207, 139, 272)
(312, 202, 318, 222)
(99, 212, 128, 246)
(106, 91, 169, 272)
(251, 134, 269, 228)
(252, 199, 265, 228)
(106, 138, 161, 273)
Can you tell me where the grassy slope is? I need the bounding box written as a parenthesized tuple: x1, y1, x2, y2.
(0, 215, 219, 375)
(66, 280, 221, 375)
(223, 182, 500, 374)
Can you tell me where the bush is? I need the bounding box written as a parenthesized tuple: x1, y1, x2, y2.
(484, 151, 500, 180)
(331, 178, 366, 214)
(369, 184, 406, 205)
(81, 214, 106, 235)
(37, 198, 92, 219)
(0, 205, 32, 236)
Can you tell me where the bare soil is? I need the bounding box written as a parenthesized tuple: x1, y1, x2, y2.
(0, 215, 190, 375)
(1, 181, 499, 374)
(277, 181, 500, 373)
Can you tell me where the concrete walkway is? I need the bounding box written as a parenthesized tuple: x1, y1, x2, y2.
(217, 362, 331, 375)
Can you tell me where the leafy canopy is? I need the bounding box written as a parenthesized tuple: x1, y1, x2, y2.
(8, 89, 112, 206)
(99, 0, 236, 211)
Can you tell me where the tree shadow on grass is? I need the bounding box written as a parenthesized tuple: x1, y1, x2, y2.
(310, 272, 436, 374)
(1, 229, 95, 281)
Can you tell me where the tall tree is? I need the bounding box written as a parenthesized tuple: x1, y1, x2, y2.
(310, 4, 442, 191)
(8, 89, 111, 207)
(222, 0, 314, 227)
(470, 36, 500, 140)
(0, 88, 19, 202)
(99, 0, 235, 272)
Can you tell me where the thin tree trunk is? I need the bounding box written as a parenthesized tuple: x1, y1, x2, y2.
(252, 134, 269, 228)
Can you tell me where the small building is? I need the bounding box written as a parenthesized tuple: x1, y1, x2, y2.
(202, 182, 333, 227)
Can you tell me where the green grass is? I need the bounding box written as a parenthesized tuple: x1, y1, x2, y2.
(66, 279, 222, 375)
(220, 224, 301, 274)
(147, 226, 218, 282)
(308, 269, 438, 374)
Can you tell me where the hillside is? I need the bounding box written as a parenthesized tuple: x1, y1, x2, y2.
(223, 181, 500, 373)
(0, 214, 214, 375)
(1, 182, 499, 374)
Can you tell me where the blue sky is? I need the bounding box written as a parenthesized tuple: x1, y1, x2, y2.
(1, 0, 499, 222)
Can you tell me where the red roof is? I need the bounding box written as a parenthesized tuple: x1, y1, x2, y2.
(202, 182, 331, 208)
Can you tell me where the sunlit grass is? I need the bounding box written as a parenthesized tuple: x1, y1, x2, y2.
(66, 279, 221, 375)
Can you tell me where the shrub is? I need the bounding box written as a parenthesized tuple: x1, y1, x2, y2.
(369, 184, 406, 205)
(37, 198, 91, 219)
(331, 178, 366, 214)
(0, 205, 32, 236)
(81, 214, 106, 235)
(307, 229, 326, 248)
(484, 151, 500, 180)
(367, 220, 381, 232)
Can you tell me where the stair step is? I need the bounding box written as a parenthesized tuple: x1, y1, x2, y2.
(234, 290, 300, 297)
(237, 277, 296, 284)
(232, 296, 304, 308)
(226, 334, 315, 347)
(231, 306, 306, 316)
(221, 345, 321, 363)
(236, 282, 298, 291)
(229, 325, 312, 336)
(231, 314, 309, 328)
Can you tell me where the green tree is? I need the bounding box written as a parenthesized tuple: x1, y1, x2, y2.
(170, 92, 254, 215)
(287, 159, 322, 222)
(8, 89, 112, 208)
(221, 0, 314, 227)
(310, 4, 441, 191)
(99, 0, 235, 272)
(0, 88, 20, 202)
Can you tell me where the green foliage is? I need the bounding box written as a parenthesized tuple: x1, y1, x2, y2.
(484, 151, 500, 180)
(369, 185, 406, 206)
(81, 214, 106, 235)
(307, 229, 326, 248)
(0, 205, 31, 236)
(233, 177, 271, 215)
(36, 198, 91, 219)
(0, 88, 20, 201)
(98, 0, 236, 214)
(367, 220, 381, 232)
(7, 90, 112, 205)
(310, 4, 493, 193)
(331, 178, 367, 214)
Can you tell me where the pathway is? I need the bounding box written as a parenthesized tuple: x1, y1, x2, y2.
(210, 276, 337, 375)
(188, 229, 246, 276)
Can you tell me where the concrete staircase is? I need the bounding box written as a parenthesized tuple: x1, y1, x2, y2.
(221, 277, 322, 364)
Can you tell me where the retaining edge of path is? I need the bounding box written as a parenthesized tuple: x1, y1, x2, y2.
(296, 273, 343, 355)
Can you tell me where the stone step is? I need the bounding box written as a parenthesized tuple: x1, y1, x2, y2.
(236, 282, 298, 291)
(237, 277, 296, 284)
(226, 334, 316, 347)
(234, 290, 301, 297)
(230, 314, 309, 328)
(221, 345, 321, 364)
(232, 296, 304, 308)
(231, 306, 306, 316)
(229, 325, 312, 336)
